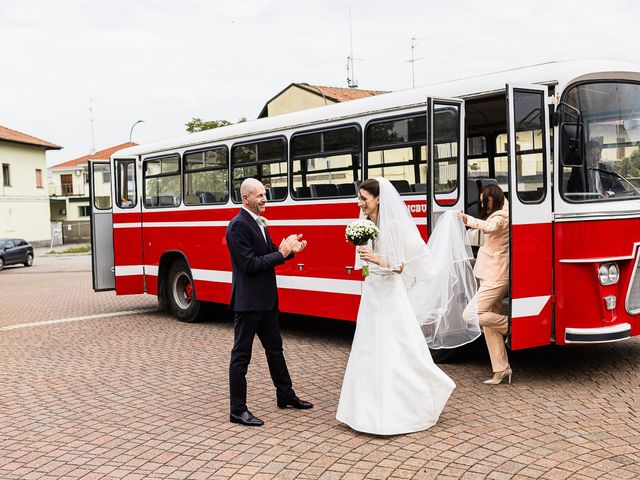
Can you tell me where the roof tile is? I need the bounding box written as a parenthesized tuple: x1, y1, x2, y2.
(0, 125, 61, 150)
(52, 142, 137, 168)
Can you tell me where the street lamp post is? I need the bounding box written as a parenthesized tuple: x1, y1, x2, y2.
(129, 120, 145, 142)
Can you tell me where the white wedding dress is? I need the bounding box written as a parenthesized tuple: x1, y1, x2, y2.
(336, 178, 472, 436)
(336, 262, 456, 435)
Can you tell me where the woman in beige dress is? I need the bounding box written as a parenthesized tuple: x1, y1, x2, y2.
(461, 184, 511, 385)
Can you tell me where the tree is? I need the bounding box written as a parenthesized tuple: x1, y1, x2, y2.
(185, 117, 247, 133)
(619, 147, 640, 179)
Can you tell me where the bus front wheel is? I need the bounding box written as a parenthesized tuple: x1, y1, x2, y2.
(167, 259, 201, 323)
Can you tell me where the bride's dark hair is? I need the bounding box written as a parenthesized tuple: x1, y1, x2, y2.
(359, 178, 380, 197)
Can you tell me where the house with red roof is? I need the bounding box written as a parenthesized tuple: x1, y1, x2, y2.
(0, 125, 61, 245)
(48, 142, 135, 239)
(258, 83, 388, 118)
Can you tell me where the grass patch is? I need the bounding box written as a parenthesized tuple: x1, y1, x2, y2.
(49, 245, 92, 254)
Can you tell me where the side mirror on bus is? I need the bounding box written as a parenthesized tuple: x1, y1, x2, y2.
(561, 122, 583, 167)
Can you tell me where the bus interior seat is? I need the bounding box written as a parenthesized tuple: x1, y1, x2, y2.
(336, 183, 357, 196)
(196, 191, 216, 203)
(267, 186, 288, 200)
(390, 180, 411, 193)
(310, 184, 339, 197)
(158, 195, 177, 206)
(233, 188, 241, 202)
(413, 183, 427, 193)
(295, 186, 311, 198)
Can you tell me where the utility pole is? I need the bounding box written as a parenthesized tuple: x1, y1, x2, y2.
(346, 7, 360, 88)
(88, 98, 96, 157)
(407, 37, 425, 88)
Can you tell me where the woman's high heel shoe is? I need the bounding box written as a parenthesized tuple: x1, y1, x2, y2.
(483, 366, 512, 385)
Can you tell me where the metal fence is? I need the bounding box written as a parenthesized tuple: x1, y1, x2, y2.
(61, 220, 91, 243)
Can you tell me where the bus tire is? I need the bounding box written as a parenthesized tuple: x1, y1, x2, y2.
(167, 259, 201, 323)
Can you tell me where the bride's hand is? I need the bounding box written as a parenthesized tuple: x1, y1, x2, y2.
(357, 246, 380, 265)
(392, 263, 405, 274)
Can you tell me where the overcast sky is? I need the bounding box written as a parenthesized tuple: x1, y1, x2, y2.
(1, 0, 639, 166)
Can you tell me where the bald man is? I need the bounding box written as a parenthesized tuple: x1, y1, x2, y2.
(226, 178, 312, 426)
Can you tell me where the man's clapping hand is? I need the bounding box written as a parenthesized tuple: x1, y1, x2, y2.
(279, 234, 307, 257)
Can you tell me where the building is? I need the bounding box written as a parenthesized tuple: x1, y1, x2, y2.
(258, 83, 388, 118)
(0, 125, 61, 245)
(48, 142, 135, 242)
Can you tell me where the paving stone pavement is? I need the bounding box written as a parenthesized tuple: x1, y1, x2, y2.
(1, 254, 640, 479)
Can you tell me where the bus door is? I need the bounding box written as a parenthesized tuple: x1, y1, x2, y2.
(428, 98, 465, 232)
(506, 84, 553, 349)
(89, 160, 115, 291)
(112, 157, 145, 295)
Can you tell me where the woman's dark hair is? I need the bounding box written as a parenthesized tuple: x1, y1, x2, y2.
(359, 178, 379, 197)
(479, 184, 505, 219)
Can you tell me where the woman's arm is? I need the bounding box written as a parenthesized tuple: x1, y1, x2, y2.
(461, 213, 506, 233)
(357, 246, 404, 273)
(357, 246, 380, 265)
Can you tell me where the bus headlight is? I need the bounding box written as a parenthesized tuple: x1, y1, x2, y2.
(598, 263, 619, 286)
(608, 264, 620, 284)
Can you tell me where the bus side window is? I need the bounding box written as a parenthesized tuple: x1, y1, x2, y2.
(115, 159, 137, 209)
(143, 154, 181, 208)
(365, 113, 427, 195)
(291, 125, 361, 200)
(513, 90, 547, 204)
(183, 146, 229, 205)
(231, 138, 287, 203)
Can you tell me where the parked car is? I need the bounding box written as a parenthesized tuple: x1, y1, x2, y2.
(0, 238, 34, 270)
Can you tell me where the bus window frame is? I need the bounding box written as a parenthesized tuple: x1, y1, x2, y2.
(230, 135, 288, 204)
(363, 111, 428, 195)
(559, 79, 640, 205)
(182, 144, 230, 206)
(432, 101, 462, 207)
(142, 152, 182, 209)
(512, 87, 548, 205)
(91, 162, 112, 211)
(114, 158, 138, 209)
(289, 123, 362, 201)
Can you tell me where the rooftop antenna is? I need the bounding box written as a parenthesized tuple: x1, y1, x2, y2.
(346, 7, 360, 88)
(88, 98, 96, 157)
(407, 37, 425, 88)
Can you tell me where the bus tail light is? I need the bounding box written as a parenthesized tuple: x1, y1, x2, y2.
(599, 263, 619, 286)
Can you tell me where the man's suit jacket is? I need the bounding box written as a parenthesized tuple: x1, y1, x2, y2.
(226, 208, 287, 312)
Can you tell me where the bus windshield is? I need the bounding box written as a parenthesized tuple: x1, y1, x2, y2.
(561, 82, 640, 202)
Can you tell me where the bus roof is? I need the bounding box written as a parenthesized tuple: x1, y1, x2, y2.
(116, 59, 640, 158)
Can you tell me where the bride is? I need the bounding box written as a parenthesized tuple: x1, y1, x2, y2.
(336, 177, 477, 435)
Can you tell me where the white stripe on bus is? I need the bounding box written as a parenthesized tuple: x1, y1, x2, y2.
(113, 217, 427, 228)
(116, 266, 551, 310)
(511, 295, 550, 318)
(116, 266, 362, 296)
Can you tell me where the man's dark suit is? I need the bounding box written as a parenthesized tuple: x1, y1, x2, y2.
(226, 208, 296, 415)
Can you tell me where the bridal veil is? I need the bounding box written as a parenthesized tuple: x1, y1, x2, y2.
(356, 177, 481, 349)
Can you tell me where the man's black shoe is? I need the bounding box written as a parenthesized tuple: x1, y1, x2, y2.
(277, 396, 313, 409)
(230, 410, 264, 426)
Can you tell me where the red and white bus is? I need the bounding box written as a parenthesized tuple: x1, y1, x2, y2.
(90, 59, 640, 353)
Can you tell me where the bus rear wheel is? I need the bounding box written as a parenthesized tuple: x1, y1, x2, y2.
(167, 259, 201, 323)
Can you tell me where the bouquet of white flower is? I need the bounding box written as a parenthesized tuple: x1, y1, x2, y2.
(345, 219, 380, 277)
